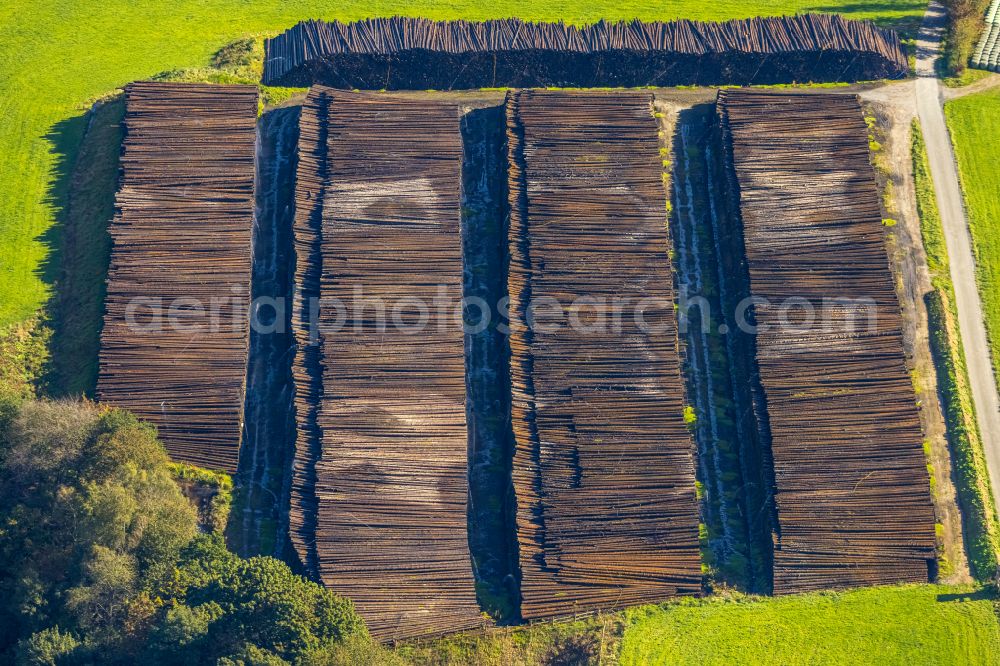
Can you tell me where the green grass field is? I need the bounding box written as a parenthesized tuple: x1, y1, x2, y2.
(390, 584, 1000, 664)
(946, 88, 1000, 394)
(0, 0, 925, 333)
(619, 585, 1000, 665)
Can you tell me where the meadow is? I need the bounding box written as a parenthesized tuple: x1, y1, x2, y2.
(946, 88, 1000, 394)
(396, 584, 1000, 663)
(619, 585, 1000, 665)
(0, 0, 926, 336)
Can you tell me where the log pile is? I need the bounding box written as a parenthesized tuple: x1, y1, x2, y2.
(289, 88, 485, 641)
(263, 15, 907, 89)
(717, 90, 937, 593)
(97, 82, 258, 473)
(507, 90, 702, 620)
(287, 88, 330, 578)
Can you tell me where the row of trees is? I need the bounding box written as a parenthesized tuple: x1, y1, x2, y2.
(944, 0, 991, 74)
(0, 399, 376, 665)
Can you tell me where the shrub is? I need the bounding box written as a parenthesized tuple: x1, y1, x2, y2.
(0, 319, 51, 401)
(0, 400, 370, 663)
(153, 534, 367, 663)
(169, 462, 234, 533)
(15, 627, 82, 666)
(212, 38, 265, 80)
(943, 0, 990, 75)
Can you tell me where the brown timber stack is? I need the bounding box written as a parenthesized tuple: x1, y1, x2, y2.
(263, 15, 908, 88)
(287, 88, 330, 578)
(717, 90, 937, 592)
(507, 90, 702, 620)
(294, 89, 484, 640)
(97, 82, 258, 473)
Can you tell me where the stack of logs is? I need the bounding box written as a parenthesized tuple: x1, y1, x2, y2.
(507, 90, 702, 620)
(97, 82, 258, 473)
(287, 87, 330, 579)
(717, 90, 937, 592)
(263, 15, 908, 88)
(289, 88, 485, 641)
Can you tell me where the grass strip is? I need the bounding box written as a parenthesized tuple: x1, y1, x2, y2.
(913, 119, 1000, 579)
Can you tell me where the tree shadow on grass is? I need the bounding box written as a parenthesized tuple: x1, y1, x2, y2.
(936, 588, 995, 603)
(37, 115, 88, 290)
(804, 2, 927, 40)
(40, 96, 124, 398)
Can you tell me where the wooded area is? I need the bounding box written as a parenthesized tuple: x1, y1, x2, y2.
(717, 90, 937, 592)
(97, 82, 258, 473)
(507, 90, 702, 619)
(288, 89, 484, 641)
(263, 15, 907, 89)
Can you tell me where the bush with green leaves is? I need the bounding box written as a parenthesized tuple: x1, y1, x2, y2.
(145, 534, 367, 664)
(0, 399, 368, 664)
(0, 400, 196, 654)
(943, 0, 990, 75)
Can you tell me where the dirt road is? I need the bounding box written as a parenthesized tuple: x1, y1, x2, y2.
(915, 0, 1000, 513)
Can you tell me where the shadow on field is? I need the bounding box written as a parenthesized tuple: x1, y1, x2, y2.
(38, 114, 88, 288)
(936, 588, 995, 603)
(41, 96, 124, 397)
(806, 1, 926, 39)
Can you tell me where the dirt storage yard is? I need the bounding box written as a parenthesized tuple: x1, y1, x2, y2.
(242, 83, 976, 622)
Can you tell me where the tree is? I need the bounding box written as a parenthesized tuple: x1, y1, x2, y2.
(0, 399, 370, 664)
(0, 400, 196, 657)
(147, 534, 367, 664)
